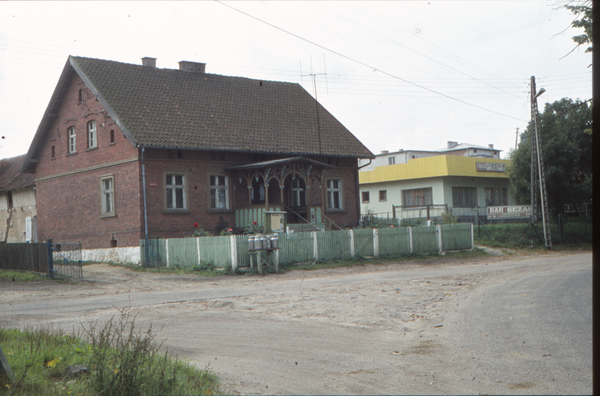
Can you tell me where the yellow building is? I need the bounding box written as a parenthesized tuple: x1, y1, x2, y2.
(359, 155, 513, 222)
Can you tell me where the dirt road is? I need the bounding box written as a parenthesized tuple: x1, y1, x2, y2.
(1, 250, 592, 395)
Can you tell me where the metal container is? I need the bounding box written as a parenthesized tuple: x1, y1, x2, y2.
(247, 236, 255, 251)
(263, 236, 270, 250)
(255, 235, 265, 250)
(269, 235, 279, 250)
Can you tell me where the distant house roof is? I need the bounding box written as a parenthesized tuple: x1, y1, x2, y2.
(22, 56, 373, 172)
(0, 154, 35, 192)
(434, 143, 501, 152)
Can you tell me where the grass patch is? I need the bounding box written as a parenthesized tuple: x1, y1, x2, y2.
(0, 270, 48, 282)
(473, 219, 592, 249)
(0, 309, 221, 396)
(110, 262, 228, 277)
(279, 249, 488, 272)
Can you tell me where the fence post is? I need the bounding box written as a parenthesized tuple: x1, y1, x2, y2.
(437, 224, 443, 254)
(165, 239, 170, 268)
(349, 229, 355, 257)
(230, 235, 238, 271)
(470, 222, 474, 250)
(196, 237, 201, 264)
(408, 227, 413, 254)
(312, 232, 318, 262)
(47, 239, 53, 276)
(373, 228, 379, 258)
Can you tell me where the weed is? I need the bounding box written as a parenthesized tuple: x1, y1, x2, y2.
(0, 270, 47, 282)
(0, 310, 221, 396)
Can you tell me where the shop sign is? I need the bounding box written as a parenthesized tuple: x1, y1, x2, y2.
(487, 205, 531, 220)
(476, 162, 506, 172)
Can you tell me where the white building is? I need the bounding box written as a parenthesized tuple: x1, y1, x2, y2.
(359, 142, 512, 223)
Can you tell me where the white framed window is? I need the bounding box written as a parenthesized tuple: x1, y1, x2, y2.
(388, 156, 396, 165)
(210, 175, 228, 210)
(100, 176, 115, 216)
(326, 178, 342, 210)
(88, 120, 97, 149)
(166, 173, 186, 210)
(68, 126, 76, 153)
(291, 178, 306, 207)
(379, 190, 387, 201)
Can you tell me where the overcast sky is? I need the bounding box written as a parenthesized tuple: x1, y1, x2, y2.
(0, 1, 592, 161)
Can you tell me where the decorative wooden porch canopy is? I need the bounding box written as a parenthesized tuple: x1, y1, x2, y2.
(226, 157, 336, 208)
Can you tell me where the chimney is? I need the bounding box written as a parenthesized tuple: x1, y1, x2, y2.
(381, 150, 389, 154)
(447, 141, 458, 149)
(142, 57, 156, 68)
(488, 144, 494, 149)
(179, 61, 206, 73)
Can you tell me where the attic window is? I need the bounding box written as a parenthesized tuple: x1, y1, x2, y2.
(88, 120, 97, 149)
(109, 130, 115, 144)
(78, 89, 83, 104)
(68, 127, 76, 154)
(51, 145, 55, 159)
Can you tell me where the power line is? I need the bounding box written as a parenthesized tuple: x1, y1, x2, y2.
(217, 1, 527, 122)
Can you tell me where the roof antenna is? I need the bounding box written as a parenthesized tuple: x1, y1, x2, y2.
(302, 56, 327, 161)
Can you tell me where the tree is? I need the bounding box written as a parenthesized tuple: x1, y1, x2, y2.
(558, 0, 592, 62)
(566, 1, 592, 53)
(508, 98, 592, 219)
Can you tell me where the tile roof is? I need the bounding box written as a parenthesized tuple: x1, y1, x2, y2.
(0, 154, 35, 191)
(70, 56, 373, 158)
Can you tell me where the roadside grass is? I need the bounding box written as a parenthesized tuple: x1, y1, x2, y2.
(114, 262, 226, 277)
(0, 309, 221, 396)
(473, 220, 592, 249)
(0, 270, 48, 282)
(277, 249, 488, 273)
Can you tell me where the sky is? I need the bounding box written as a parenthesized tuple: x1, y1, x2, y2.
(0, 1, 592, 161)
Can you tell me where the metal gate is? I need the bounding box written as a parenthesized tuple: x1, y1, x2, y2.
(48, 240, 83, 280)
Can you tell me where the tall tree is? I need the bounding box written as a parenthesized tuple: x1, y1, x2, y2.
(508, 98, 592, 218)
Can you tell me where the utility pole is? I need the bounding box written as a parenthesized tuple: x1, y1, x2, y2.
(530, 76, 552, 249)
(515, 127, 519, 151)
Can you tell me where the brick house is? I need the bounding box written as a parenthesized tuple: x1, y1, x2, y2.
(21, 56, 374, 249)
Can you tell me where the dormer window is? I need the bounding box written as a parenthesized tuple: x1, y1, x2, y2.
(88, 120, 97, 149)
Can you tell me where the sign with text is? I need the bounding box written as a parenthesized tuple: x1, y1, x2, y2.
(476, 162, 506, 172)
(487, 205, 531, 220)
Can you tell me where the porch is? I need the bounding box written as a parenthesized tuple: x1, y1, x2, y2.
(227, 157, 335, 231)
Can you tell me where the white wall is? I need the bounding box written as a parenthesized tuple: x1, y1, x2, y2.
(360, 177, 445, 215)
(82, 246, 141, 265)
(361, 176, 512, 218)
(0, 188, 37, 243)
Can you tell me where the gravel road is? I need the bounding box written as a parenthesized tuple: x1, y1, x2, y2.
(0, 249, 592, 395)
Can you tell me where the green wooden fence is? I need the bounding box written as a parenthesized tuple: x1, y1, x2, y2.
(140, 223, 473, 269)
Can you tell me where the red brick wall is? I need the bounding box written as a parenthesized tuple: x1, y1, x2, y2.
(33, 73, 362, 247)
(142, 150, 361, 238)
(34, 74, 142, 248)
